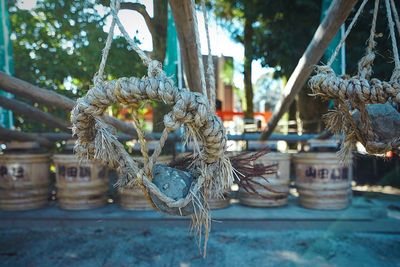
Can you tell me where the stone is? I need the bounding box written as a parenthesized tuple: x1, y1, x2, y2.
(148, 164, 198, 216)
(352, 103, 400, 141)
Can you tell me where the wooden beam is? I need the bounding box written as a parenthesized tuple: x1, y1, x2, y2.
(259, 0, 358, 140)
(0, 72, 137, 137)
(0, 95, 70, 132)
(0, 127, 52, 147)
(169, 0, 205, 93)
(0, 129, 147, 147)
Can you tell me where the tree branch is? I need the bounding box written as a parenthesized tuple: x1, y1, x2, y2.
(120, 2, 155, 36)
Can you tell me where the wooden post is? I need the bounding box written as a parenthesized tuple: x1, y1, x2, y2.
(0, 72, 137, 137)
(259, 0, 358, 140)
(169, 0, 205, 94)
(0, 95, 70, 132)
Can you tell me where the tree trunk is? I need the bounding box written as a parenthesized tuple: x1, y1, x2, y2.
(151, 0, 169, 133)
(243, 17, 254, 120)
(151, 0, 168, 62)
(169, 0, 205, 94)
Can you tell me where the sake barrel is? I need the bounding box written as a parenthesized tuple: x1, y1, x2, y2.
(239, 152, 291, 207)
(53, 154, 109, 210)
(0, 142, 50, 211)
(293, 152, 352, 210)
(118, 155, 173, 210)
(208, 194, 230, 210)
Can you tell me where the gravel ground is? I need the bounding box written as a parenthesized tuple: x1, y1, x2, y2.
(1, 227, 399, 267)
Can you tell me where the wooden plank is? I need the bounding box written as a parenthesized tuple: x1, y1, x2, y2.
(260, 0, 358, 140)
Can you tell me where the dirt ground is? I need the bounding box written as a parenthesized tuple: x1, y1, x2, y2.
(1, 227, 399, 267)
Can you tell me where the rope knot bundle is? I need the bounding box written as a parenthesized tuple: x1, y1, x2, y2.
(309, 0, 400, 157)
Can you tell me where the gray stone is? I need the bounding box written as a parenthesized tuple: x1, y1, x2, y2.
(352, 103, 400, 141)
(149, 164, 198, 216)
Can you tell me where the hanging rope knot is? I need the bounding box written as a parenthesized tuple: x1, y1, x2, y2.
(309, 0, 400, 158)
(92, 73, 104, 86)
(147, 60, 164, 78)
(358, 51, 376, 79)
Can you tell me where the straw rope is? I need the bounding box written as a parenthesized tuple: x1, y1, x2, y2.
(309, 0, 400, 156)
(70, 0, 233, 256)
(191, 0, 207, 97)
(201, 0, 216, 112)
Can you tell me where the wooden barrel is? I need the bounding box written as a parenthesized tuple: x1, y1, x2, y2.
(239, 152, 291, 207)
(118, 186, 154, 210)
(293, 152, 352, 210)
(53, 154, 109, 210)
(118, 155, 173, 210)
(0, 143, 50, 211)
(208, 194, 230, 210)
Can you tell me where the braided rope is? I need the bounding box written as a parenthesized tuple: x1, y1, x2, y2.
(201, 0, 216, 112)
(191, 0, 207, 96)
(71, 0, 233, 255)
(109, 0, 151, 66)
(309, 0, 400, 155)
(327, 0, 369, 67)
(385, 0, 400, 70)
(391, 0, 400, 38)
(71, 67, 232, 200)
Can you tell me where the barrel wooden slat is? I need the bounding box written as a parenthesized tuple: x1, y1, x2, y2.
(208, 194, 230, 210)
(0, 153, 50, 211)
(53, 154, 109, 210)
(293, 152, 352, 210)
(58, 196, 109, 210)
(118, 187, 154, 210)
(239, 152, 291, 207)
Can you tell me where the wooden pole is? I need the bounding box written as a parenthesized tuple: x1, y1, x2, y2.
(169, 0, 205, 93)
(0, 72, 137, 137)
(0, 95, 70, 132)
(0, 127, 52, 146)
(0, 129, 150, 144)
(259, 0, 358, 140)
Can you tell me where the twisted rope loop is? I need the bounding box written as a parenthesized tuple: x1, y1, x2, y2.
(309, 0, 400, 156)
(71, 0, 233, 255)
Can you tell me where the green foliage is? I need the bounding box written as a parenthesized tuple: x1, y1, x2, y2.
(214, 0, 262, 50)
(220, 57, 234, 85)
(215, 0, 400, 80)
(254, 0, 321, 78)
(9, 0, 146, 131)
(214, 0, 321, 79)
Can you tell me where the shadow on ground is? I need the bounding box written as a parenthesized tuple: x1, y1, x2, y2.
(1, 227, 399, 267)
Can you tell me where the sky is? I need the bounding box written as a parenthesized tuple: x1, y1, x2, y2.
(102, 0, 271, 89)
